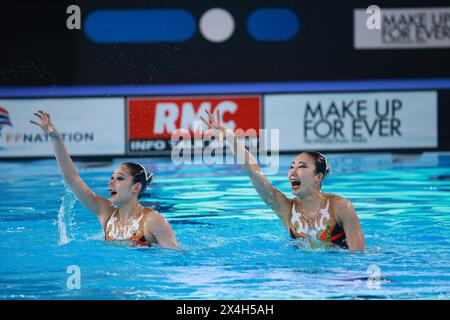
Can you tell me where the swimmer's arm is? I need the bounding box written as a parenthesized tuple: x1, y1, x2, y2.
(201, 110, 291, 229)
(52, 134, 112, 218)
(51, 132, 96, 204)
(144, 213, 180, 249)
(229, 131, 292, 229)
(30, 111, 111, 221)
(334, 200, 366, 252)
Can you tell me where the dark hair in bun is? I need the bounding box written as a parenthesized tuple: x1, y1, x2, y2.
(302, 152, 332, 179)
(122, 162, 154, 199)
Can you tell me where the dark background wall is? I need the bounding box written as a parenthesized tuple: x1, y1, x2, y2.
(1, 0, 450, 86)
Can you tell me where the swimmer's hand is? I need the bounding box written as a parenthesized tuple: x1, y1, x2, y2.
(200, 109, 230, 140)
(30, 110, 59, 139)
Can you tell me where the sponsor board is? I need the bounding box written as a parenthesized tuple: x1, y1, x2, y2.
(127, 96, 262, 155)
(354, 7, 450, 49)
(0, 98, 125, 157)
(264, 91, 437, 151)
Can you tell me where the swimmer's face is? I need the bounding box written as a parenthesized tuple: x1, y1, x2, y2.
(288, 153, 324, 197)
(108, 165, 142, 206)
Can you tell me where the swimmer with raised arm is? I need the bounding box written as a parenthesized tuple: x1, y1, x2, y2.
(31, 110, 179, 248)
(201, 110, 365, 252)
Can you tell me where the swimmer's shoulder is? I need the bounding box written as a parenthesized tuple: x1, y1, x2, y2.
(325, 193, 356, 224)
(142, 207, 169, 227)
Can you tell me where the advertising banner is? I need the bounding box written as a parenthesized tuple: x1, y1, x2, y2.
(0, 98, 126, 157)
(127, 96, 262, 155)
(264, 91, 437, 151)
(354, 7, 450, 49)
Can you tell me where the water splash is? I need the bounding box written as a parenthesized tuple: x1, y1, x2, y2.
(57, 184, 77, 245)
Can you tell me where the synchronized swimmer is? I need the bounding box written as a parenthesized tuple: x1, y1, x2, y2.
(31, 110, 179, 248)
(201, 110, 365, 251)
(31, 109, 365, 252)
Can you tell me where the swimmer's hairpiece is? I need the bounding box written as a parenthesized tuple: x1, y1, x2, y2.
(302, 151, 332, 179)
(137, 163, 154, 186)
(315, 152, 333, 177)
(122, 162, 154, 199)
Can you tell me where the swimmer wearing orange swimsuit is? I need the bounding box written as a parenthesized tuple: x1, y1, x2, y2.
(105, 205, 151, 247)
(201, 110, 365, 252)
(289, 195, 348, 249)
(31, 111, 179, 249)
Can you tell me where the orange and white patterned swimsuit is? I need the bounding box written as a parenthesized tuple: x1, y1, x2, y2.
(289, 196, 348, 249)
(105, 208, 151, 247)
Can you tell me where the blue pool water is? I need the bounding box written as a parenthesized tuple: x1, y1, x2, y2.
(0, 153, 449, 299)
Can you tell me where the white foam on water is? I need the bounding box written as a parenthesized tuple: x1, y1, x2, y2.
(57, 184, 77, 245)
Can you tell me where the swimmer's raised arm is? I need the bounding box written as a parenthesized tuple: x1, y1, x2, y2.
(30, 111, 112, 224)
(201, 110, 291, 230)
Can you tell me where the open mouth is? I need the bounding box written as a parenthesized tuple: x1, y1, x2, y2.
(109, 190, 117, 197)
(290, 179, 301, 190)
